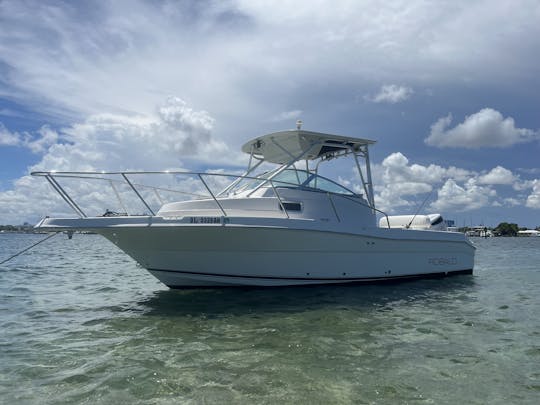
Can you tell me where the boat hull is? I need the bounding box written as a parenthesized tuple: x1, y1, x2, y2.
(148, 268, 473, 288)
(95, 225, 474, 287)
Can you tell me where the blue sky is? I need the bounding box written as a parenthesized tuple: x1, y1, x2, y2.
(0, 0, 539, 227)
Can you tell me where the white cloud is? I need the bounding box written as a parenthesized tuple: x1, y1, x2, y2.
(0, 122, 20, 146)
(425, 108, 539, 148)
(503, 197, 521, 206)
(0, 122, 58, 152)
(2, 97, 225, 159)
(430, 178, 495, 212)
(518, 168, 540, 176)
(526, 180, 540, 209)
(25, 125, 59, 153)
(0, 1, 539, 127)
(369, 152, 538, 213)
(372, 154, 540, 213)
(379, 152, 472, 184)
(270, 110, 303, 122)
(373, 151, 476, 213)
(35, 97, 233, 171)
(366, 84, 413, 104)
(0, 97, 241, 224)
(478, 166, 516, 185)
(513, 179, 535, 192)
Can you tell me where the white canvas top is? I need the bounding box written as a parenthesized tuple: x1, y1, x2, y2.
(241, 130, 375, 164)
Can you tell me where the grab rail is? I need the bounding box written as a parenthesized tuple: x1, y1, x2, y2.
(31, 170, 391, 227)
(44, 174, 87, 218)
(121, 173, 156, 216)
(197, 173, 227, 217)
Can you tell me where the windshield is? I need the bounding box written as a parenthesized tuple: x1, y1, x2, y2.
(249, 169, 356, 195)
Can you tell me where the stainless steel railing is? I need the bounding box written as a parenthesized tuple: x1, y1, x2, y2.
(31, 170, 390, 226)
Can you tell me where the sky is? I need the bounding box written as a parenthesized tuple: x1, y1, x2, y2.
(0, 0, 539, 228)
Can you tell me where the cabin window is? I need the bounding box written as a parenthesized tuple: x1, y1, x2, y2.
(431, 216, 444, 226)
(278, 202, 302, 211)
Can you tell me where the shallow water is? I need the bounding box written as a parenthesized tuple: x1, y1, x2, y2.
(0, 234, 539, 404)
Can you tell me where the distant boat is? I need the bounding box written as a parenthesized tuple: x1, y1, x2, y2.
(466, 227, 493, 238)
(32, 126, 475, 288)
(518, 230, 540, 237)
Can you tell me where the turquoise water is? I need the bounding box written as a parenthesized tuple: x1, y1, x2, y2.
(1, 234, 539, 404)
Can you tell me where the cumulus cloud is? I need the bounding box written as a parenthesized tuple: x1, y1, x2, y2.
(379, 152, 472, 185)
(0, 122, 58, 152)
(0, 123, 20, 146)
(526, 180, 540, 209)
(1, 97, 230, 167)
(503, 197, 521, 206)
(370, 152, 537, 213)
(0, 97, 241, 223)
(366, 84, 413, 104)
(425, 108, 539, 148)
(25, 126, 59, 153)
(31, 96, 233, 172)
(477, 166, 516, 185)
(430, 179, 496, 212)
(373, 151, 474, 212)
(518, 168, 540, 176)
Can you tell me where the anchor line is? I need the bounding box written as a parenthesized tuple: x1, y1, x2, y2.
(406, 189, 435, 229)
(0, 232, 60, 265)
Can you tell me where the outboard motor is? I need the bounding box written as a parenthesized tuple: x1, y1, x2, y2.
(427, 214, 446, 230)
(379, 213, 447, 230)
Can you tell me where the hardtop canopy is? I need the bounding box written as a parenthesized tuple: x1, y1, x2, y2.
(241, 130, 375, 164)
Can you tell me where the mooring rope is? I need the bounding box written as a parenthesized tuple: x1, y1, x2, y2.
(0, 232, 59, 265)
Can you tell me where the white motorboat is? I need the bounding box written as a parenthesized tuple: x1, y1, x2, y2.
(32, 126, 475, 287)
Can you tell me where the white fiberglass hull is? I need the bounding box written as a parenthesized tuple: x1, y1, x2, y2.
(36, 217, 475, 288)
(97, 225, 473, 288)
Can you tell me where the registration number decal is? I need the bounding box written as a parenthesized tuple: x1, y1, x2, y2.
(189, 217, 222, 224)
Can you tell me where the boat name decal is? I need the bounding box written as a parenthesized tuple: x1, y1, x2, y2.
(428, 257, 457, 266)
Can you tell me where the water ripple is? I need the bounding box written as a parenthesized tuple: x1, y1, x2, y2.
(1, 234, 539, 403)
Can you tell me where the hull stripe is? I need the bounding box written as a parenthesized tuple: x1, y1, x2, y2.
(148, 268, 473, 282)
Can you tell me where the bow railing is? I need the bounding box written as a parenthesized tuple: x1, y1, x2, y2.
(31, 170, 390, 227)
